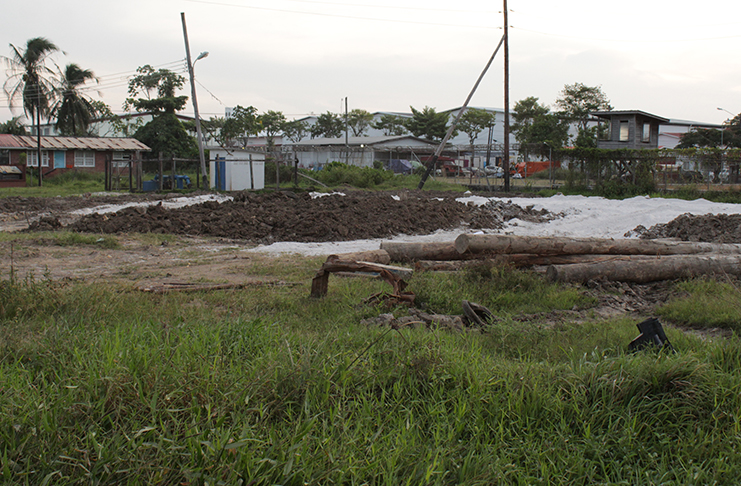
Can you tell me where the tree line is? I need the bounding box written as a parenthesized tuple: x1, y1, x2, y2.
(4, 36, 738, 164)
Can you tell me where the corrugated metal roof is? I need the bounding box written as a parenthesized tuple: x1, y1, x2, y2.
(0, 134, 150, 151)
(0, 165, 22, 174)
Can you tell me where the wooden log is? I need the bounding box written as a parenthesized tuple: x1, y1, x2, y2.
(455, 234, 741, 257)
(310, 260, 412, 300)
(327, 249, 390, 265)
(380, 241, 464, 262)
(546, 254, 741, 284)
(415, 254, 660, 272)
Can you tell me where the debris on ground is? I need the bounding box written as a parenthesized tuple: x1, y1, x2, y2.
(628, 317, 674, 352)
(361, 301, 498, 331)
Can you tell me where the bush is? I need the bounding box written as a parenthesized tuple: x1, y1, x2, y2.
(264, 162, 296, 185)
(314, 162, 394, 189)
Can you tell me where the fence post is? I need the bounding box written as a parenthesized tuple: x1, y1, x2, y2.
(158, 152, 164, 191)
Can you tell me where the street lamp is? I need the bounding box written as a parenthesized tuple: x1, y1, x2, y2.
(181, 12, 209, 190)
(717, 107, 734, 148)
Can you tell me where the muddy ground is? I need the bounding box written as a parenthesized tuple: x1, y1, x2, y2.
(1, 190, 737, 329)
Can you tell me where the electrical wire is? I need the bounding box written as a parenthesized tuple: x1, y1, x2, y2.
(182, 0, 498, 29)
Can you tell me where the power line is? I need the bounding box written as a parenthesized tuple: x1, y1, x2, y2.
(182, 0, 498, 29)
(513, 25, 741, 43)
(258, 0, 497, 14)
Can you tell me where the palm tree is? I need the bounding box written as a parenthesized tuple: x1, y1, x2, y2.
(3, 37, 60, 128)
(52, 63, 99, 136)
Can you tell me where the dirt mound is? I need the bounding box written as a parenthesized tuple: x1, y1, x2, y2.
(630, 213, 741, 243)
(62, 190, 557, 243)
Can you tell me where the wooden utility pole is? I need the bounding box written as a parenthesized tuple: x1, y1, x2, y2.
(503, 0, 510, 192)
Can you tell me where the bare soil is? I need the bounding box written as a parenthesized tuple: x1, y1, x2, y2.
(630, 213, 741, 243)
(1, 190, 554, 291)
(2, 190, 727, 325)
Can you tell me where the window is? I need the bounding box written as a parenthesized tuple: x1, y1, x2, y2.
(28, 151, 50, 167)
(0, 149, 9, 165)
(75, 151, 96, 167)
(112, 152, 132, 168)
(619, 121, 629, 142)
(642, 123, 651, 143)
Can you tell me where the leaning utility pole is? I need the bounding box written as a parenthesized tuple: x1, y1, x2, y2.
(181, 12, 209, 190)
(417, 36, 505, 190)
(503, 0, 511, 192)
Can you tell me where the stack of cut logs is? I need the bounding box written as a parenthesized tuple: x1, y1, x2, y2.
(366, 235, 741, 284)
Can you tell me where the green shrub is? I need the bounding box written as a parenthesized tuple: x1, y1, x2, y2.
(314, 162, 394, 189)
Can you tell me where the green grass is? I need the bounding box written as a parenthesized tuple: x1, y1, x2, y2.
(656, 278, 741, 330)
(0, 231, 120, 249)
(3, 260, 741, 484)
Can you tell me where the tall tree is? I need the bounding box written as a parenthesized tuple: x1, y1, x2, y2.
(52, 63, 99, 136)
(0, 117, 28, 135)
(458, 108, 496, 163)
(406, 106, 452, 142)
(676, 128, 723, 149)
(372, 114, 408, 136)
(512, 97, 569, 157)
(311, 112, 344, 138)
(125, 65, 195, 158)
(259, 110, 286, 159)
(555, 83, 611, 147)
(220, 105, 260, 147)
(3, 37, 60, 129)
(346, 109, 373, 137)
(282, 119, 308, 143)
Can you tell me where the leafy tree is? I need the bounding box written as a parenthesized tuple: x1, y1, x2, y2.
(676, 128, 724, 149)
(457, 108, 496, 158)
(124, 65, 188, 114)
(372, 114, 409, 136)
(311, 112, 344, 138)
(347, 109, 373, 137)
(555, 83, 611, 147)
(0, 117, 28, 135)
(3, 37, 60, 130)
(221, 105, 260, 147)
(282, 119, 308, 143)
(198, 116, 225, 145)
(512, 97, 570, 158)
(406, 106, 452, 142)
(90, 101, 143, 137)
(52, 63, 99, 136)
(125, 65, 195, 157)
(259, 110, 286, 158)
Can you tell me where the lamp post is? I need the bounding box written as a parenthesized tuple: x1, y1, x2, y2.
(717, 107, 734, 148)
(181, 12, 209, 190)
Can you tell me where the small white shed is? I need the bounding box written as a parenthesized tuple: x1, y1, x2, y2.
(209, 148, 265, 191)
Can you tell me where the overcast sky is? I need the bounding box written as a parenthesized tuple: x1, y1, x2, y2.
(2, 0, 740, 127)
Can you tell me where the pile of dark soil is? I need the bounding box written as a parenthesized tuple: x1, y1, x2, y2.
(59, 190, 557, 244)
(630, 213, 741, 244)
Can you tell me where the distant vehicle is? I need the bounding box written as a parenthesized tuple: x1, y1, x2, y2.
(484, 165, 504, 177)
(679, 169, 703, 182)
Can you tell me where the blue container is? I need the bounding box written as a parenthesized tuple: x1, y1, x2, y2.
(142, 180, 158, 192)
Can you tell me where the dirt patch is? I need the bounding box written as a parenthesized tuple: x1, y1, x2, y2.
(36, 190, 557, 244)
(629, 213, 741, 243)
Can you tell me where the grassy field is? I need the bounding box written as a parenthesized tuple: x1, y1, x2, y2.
(3, 249, 741, 485)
